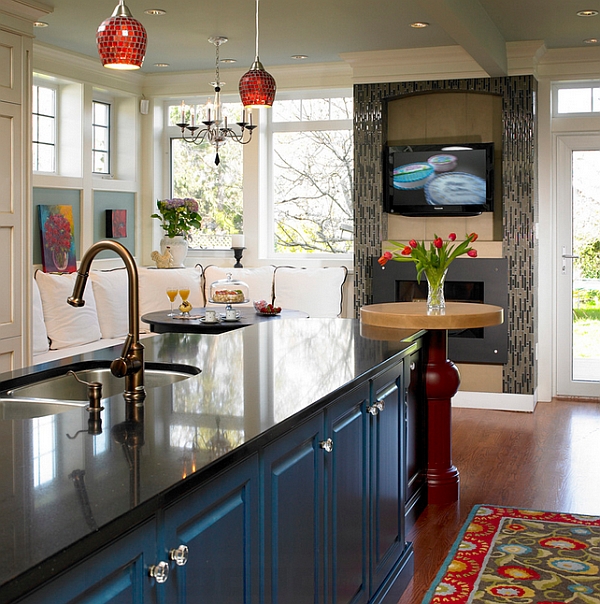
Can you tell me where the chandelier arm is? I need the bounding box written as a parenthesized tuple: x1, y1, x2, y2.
(219, 128, 251, 144)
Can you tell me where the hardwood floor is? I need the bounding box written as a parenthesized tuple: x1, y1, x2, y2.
(397, 398, 600, 604)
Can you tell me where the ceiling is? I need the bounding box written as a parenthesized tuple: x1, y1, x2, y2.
(32, 0, 600, 75)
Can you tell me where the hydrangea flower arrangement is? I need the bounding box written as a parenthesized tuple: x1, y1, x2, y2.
(152, 198, 202, 238)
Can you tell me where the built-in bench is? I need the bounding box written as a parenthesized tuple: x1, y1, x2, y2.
(33, 264, 348, 363)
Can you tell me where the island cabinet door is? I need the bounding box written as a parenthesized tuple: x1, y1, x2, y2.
(262, 414, 325, 604)
(324, 385, 370, 604)
(18, 519, 157, 604)
(368, 364, 407, 598)
(160, 454, 259, 604)
(404, 346, 427, 528)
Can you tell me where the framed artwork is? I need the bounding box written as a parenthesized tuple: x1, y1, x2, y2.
(106, 209, 127, 238)
(39, 205, 77, 273)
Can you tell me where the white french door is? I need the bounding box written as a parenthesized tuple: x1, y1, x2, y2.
(556, 134, 600, 396)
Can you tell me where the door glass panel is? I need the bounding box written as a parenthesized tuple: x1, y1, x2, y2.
(572, 150, 600, 382)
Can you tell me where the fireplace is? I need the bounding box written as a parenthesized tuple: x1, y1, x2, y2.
(372, 257, 508, 364)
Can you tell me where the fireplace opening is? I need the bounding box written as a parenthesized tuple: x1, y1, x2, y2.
(372, 257, 508, 364)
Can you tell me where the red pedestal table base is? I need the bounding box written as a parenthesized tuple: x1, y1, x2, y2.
(425, 329, 461, 504)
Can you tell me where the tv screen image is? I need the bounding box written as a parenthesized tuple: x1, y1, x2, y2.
(385, 142, 494, 217)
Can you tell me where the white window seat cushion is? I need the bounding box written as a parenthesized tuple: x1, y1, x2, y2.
(90, 268, 129, 339)
(138, 266, 204, 330)
(273, 266, 348, 318)
(35, 271, 102, 350)
(32, 277, 49, 354)
(32, 333, 158, 364)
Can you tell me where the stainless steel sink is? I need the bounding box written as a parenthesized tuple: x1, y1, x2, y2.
(0, 362, 201, 419)
(0, 399, 88, 420)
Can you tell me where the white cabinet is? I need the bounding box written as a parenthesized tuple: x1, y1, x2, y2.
(0, 27, 27, 370)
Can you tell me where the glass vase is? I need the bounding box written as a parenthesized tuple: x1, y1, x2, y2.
(424, 268, 448, 312)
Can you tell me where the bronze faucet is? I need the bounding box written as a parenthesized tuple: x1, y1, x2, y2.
(67, 241, 145, 407)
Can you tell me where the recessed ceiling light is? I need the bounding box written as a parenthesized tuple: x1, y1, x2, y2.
(291, 54, 309, 60)
(411, 22, 429, 28)
(577, 9, 598, 17)
(33, 21, 49, 27)
(220, 58, 237, 64)
(145, 8, 166, 15)
(584, 37, 599, 43)
(154, 63, 169, 67)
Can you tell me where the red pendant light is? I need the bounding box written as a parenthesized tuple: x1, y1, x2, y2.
(97, 0, 147, 70)
(239, 0, 276, 108)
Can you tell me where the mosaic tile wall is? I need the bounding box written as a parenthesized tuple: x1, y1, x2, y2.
(354, 76, 537, 394)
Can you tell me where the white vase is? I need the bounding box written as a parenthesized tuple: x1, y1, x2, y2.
(160, 235, 188, 267)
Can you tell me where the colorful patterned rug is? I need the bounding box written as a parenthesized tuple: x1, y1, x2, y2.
(423, 505, 600, 604)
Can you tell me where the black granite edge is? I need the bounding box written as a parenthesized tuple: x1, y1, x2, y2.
(0, 322, 423, 602)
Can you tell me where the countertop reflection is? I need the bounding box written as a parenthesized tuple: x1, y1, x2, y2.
(0, 318, 420, 600)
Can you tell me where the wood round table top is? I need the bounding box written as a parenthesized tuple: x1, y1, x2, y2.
(360, 302, 504, 330)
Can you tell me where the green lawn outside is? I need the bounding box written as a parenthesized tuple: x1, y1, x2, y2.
(573, 316, 600, 358)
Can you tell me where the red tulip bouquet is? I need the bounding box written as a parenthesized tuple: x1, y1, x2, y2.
(378, 233, 478, 309)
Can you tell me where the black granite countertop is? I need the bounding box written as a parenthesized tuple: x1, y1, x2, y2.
(0, 318, 421, 602)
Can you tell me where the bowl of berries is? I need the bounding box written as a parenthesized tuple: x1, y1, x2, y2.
(254, 300, 282, 316)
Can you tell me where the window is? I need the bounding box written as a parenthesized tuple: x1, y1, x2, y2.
(553, 82, 600, 115)
(92, 100, 111, 174)
(268, 93, 353, 256)
(32, 416, 56, 487)
(168, 100, 244, 249)
(32, 84, 56, 173)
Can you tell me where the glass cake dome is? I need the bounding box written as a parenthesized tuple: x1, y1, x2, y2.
(209, 273, 250, 308)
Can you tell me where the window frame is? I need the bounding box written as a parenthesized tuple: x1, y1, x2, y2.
(32, 82, 57, 174)
(264, 88, 354, 261)
(552, 81, 600, 117)
(162, 88, 354, 265)
(92, 99, 112, 175)
(163, 95, 246, 251)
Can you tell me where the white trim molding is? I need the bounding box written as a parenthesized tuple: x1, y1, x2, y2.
(452, 390, 537, 412)
(340, 41, 546, 84)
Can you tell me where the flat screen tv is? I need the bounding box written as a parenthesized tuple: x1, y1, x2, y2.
(384, 142, 494, 217)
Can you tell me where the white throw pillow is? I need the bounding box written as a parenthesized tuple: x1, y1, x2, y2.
(35, 271, 102, 350)
(203, 265, 275, 307)
(32, 277, 49, 354)
(138, 267, 203, 329)
(273, 266, 348, 318)
(90, 268, 129, 339)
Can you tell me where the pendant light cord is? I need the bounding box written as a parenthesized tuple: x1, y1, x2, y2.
(254, 0, 260, 60)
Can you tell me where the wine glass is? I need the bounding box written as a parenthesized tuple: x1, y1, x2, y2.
(166, 287, 178, 317)
(179, 288, 190, 315)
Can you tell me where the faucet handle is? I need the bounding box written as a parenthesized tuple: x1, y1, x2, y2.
(111, 357, 142, 378)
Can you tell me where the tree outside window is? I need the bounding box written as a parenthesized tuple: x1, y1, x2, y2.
(270, 95, 353, 255)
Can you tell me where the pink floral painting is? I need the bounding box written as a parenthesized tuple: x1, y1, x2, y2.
(106, 209, 127, 238)
(39, 205, 77, 272)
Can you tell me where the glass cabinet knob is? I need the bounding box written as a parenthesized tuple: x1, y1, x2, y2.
(169, 544, 189, 566)
(149, 561, 170, 583)
(319, 438, 334, 453)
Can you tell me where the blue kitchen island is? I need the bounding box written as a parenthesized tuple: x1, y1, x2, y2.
(0, 318, 426, 604)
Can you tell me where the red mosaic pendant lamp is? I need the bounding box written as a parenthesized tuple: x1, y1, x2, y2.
(239, 0, 276, 108)
(97, 0, 147, 70)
